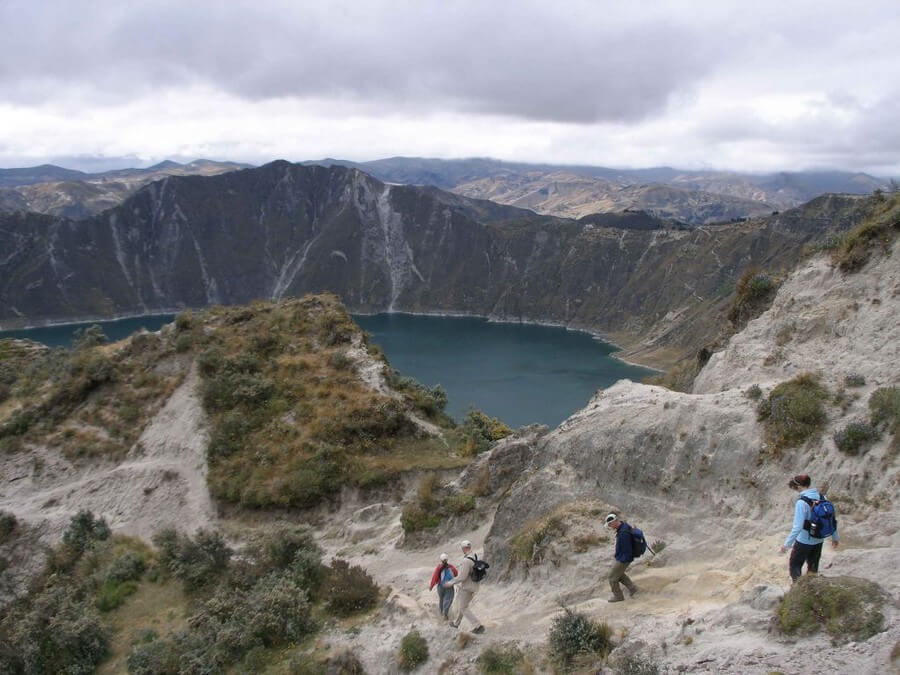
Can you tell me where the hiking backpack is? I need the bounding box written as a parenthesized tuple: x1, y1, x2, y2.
(466, 554, 490, 582)
(629, 526, 649, 558)
(800, 494, 837, 538)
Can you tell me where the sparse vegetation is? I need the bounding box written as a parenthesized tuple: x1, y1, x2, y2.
(510, 512, 566, 567)
(0, 510, 16, 544)
(757, 372, 828, 452)
(833, 420, 879, 455)
(397, 628, 429, 671)
(477, 642, 528, 674)
(196, 296, 465, 509)
(727, 267, 779, 329)
(324, 558, 380, 616)
(611, 653, 660, 675)
(548, 608, 613, 671)
(844, 373, 866, 388)
(777, 575, 886, 644)
(869, 386, 900, 458)
(745, 384, 762, 400)
(401, 472, 478, 534)
(833, 192, 900, 272)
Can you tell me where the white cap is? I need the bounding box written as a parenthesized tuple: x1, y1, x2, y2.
(460, 540, 472, 548)
(604, 513, 618, 528)
(439, 553, 448, 561)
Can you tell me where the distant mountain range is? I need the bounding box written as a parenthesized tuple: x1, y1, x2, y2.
(0, 160, 251, 219)
(0, 156, 889, 225)
(302, 157, 889, 224)
(0, 160, 873, 366)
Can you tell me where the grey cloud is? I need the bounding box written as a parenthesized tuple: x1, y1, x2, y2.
(0, 0, 715, 123)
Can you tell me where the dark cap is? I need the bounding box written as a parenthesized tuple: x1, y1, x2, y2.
(788, 474, 811, 488)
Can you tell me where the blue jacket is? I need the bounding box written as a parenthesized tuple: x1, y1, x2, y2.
(615, 523, 634, 563)
(784, 488, 840, 548)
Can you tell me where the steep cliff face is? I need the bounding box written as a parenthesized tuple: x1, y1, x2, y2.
(0, 163, 872, 368)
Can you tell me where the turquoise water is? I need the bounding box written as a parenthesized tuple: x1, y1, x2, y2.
(354, 313, 655, 428)
(0, 315, 176, 348)
(0, 311, 655, 429)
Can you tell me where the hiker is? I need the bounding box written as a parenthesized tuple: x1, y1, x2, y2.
(604, 513, 639, 603)
(444, 539, 485, 633)
(780, 474, 839, 581)
(429, 553, 458, 619)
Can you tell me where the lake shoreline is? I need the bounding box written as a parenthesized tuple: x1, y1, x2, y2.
(1, 305, 661, 373)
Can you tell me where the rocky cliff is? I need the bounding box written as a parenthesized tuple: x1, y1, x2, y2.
(0, 162, 874, 370)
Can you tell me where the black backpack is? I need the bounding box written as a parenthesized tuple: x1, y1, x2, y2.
(466, 554, 490, 582)
(627, 524, 649, 558)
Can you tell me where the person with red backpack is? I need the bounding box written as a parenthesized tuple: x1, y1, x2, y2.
(429, 553, 458, 619)
(604, 513, 641, 603)
(780, 474, 839, 581)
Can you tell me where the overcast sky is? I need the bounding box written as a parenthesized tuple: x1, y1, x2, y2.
(1, 0, 898, 174)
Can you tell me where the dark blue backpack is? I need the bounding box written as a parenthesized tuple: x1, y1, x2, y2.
(629, 526, 648, 558)
(800, 494, 837, 538)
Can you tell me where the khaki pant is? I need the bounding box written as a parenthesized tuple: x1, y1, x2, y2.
(451, 588, 481, 628)
(608, 561, 637, 600)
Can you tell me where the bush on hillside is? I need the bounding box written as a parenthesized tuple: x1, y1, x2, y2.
(832, 193, 900, 272)
(477, 642, 528, 674)
(152, 528, 232, 592)
(250, 525, 324, 592)
(757, 373, 828, 452)
(401, 473, 478, 534)
(0, 510, 16, 544)
(324, 558, 380, 616)
(2, 586, 109, 675)
(62, 509, 111, 553)
(73, 324, 108, 350)
(777, 575, 886, 644)
(727, 268, 778, 328)
(548, 608, 613, 670)
(460, 409, 513, 456)
(610, 653, 661, 675)
(397, 629, 429, 671)
(844, 373, 866, 388)
(869, 386, 900, 458)
(833, 420, 879, 455)
(510, 513, 566, 567)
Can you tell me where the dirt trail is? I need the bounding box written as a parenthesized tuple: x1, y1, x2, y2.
(0, 367, 215, 542)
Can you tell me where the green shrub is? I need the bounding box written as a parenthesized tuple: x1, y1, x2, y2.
(0, 510, 16, 544)
(5, 586, 109, 674)
(73, 324, 108, 350)
(778, 575, 886, 644)
(869, 386, 900, 427)
(460, 409, 513, 456)
(96, 579, 140, 611)
(833, 421, 879, 455)
(174, 312, 193, 332)
(253, 525, 324, 592)
(63, 509, 111, 553)
(611, 653, 660, 675)
(242, 573, 316, 645)
(757, 373, 828, 451)
(548, 608, 613, 670)
(174, 333, 193, 353)
(126, 637, 181, 675)
(745, 384, 762, 400)
(152, 528, 232, 592)
(324, 558, 380, 616)
(727, 268, 778, 328)
(844, 373, 866, 388)
(328, 350, 352, 370)
(477, 642, 526, 674)
(106, 550, 147, 583)
(397, 629, 429, 671)
(833, 194, 900, 272)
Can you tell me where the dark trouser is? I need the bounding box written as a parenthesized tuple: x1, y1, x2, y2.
(437, 584, 454, 617)
(608, 561, 637, 599)
(789, 541, 823, 580)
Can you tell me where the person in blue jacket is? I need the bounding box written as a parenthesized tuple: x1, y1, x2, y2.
(780, 474, 839, 581)
(604, 513, 639, 602)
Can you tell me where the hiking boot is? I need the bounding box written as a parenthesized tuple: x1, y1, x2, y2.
(607, 596, 625, 603)
(628, 587, 639, 597)
(449, 622, 459, 629)
(472, 625, 485, 634)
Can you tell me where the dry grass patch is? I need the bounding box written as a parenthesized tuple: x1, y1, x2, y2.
(832, 192, 900, 272)
(757, 372, 828, 453)
(510, 500, 609, 567)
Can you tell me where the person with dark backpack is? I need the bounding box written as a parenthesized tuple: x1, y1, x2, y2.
(444, 539, 486, 633)
(780, 474, 839, 581)
(604, 513, 641, 603)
